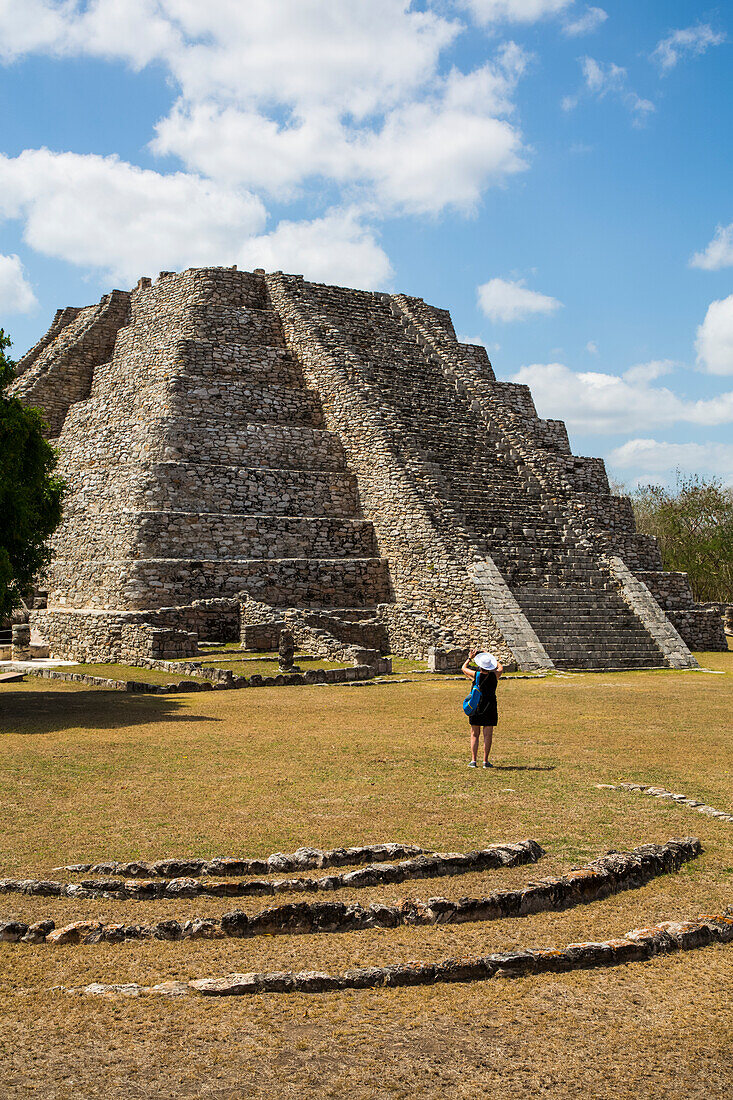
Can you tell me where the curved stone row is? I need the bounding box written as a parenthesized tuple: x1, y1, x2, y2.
(597, 783, 733, 823)
(63, 912, 733, 998)
(59, 842, 430, 878)
(0, 840, 544, 904)
(0, 838, 699, 946)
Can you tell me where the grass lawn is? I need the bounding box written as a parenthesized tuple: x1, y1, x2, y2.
(0, 643, 730, 1098)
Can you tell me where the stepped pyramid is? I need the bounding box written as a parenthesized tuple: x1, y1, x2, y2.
(11, 267, 725, 670)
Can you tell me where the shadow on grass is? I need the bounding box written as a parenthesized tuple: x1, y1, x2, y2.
(0, 690, 220, 736)
(492, 764, 556, 771)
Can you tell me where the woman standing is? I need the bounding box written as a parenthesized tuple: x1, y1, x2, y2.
(461, 648, 503, 768)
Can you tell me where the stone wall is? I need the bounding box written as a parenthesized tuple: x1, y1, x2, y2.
(30, 597, 241, 662)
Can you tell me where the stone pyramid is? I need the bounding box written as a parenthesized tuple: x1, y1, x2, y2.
(11, 266, 725, 670)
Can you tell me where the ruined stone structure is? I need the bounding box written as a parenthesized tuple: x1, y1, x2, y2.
(10, 266, 725, 670)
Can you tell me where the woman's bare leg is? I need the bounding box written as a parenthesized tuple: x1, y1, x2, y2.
(470, 725, 480, 764)
(483, 726, 494, 764)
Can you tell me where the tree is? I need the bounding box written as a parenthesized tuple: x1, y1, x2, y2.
(631, 473, 733, 604)
(0, 329, 65, 620)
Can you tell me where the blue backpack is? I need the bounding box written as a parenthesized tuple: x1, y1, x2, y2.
(462, 669, 482, 717)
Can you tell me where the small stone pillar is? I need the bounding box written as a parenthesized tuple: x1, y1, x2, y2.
(427, 646, 468, 673)
(11, 623, 31, 662)
(278, 629, 295, 671)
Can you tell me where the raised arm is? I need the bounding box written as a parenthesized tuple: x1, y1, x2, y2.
(461, 648, 478, 680)
(495, 662, 504, 679)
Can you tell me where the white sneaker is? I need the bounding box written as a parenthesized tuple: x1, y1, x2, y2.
(468, 761, 478, 768)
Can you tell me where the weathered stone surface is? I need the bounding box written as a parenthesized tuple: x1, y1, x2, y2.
(46, 921, 102, 945)
(18, 837, 700, 949)
(12, 265, 717, 670)
(606, 783, 733, 825)
(184, 910, 733, 997)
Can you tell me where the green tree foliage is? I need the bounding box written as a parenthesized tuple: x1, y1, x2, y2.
(631, 473, 733, 603)
(0, 329, 65, 619)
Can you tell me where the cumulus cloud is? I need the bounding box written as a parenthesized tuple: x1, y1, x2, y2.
(463, 0, 572, 24)
(238, 209, 393, 290)
(510, 362, 733, 434)
(0, 253, 38, 314)
(608, 439, 733, 486)
(695, 295, 733, 376)
(478, 278, 562, 323)
(0, 149, 266, 284)
(651, 24, 725, 72)
(152, 51, 528, 213)
(0, 2, 531, 222)
(622, 359, 675, 384)
(563, 57, 654, 124)
(585, 340, 599, 355)
(562, 6, 607, 37)
(690, 223, 733, 271)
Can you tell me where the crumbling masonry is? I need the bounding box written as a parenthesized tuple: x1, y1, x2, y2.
(10, 266, 725, 669)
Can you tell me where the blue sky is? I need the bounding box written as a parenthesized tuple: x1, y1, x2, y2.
(0, 0, 731, 487)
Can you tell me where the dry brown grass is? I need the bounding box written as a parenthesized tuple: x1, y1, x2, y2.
(0, 643, 731, 1098)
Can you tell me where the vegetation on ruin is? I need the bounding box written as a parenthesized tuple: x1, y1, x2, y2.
(631, 474, 733, 603)
(0, 645, 731, 1098)
(0, 329, 65, 620)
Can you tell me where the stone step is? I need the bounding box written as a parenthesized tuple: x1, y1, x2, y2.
(53, 512, 378, 561)
(60, 462, 361, 518)
(58, 421, 348, 473)
(120, 305, 285, 349)
(47, 556, 393, 612)
(166, 380, 324, 428)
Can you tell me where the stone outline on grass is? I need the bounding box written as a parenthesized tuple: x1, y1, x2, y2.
(59, 841, 431, 878)
(0, 838, 700, 945)
(26, 663, 378, 694)
(596, 783, 733, 824)
(0, 840, 544, 904)
(59, 911, 733, 998)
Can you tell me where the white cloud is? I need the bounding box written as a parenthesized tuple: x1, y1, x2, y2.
(463, 0, 572, 24)
(690, 222, 733, 271)
(0, 149, 266, 284)
(695, 295, 733, 376)
(0, 253, 38, 314)
(0, 3, 531, 219)
(478, 277, 562, 322)
(152, 47, 529, 214)
(622, 359, 675, 384)
(562, 6, 607, 37)
(238, 209, 393, 289)
(608, 439, 733, 486)
(564, 56, 654, 124)
(651, 24, 725, 72)
(0, 0, 181, 69)
(510, 362, 733, 434)
(585, 340, 599, 355)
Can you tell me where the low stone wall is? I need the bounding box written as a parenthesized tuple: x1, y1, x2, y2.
(27, 668, 213, 694)
(3, 840, 543, 904)
(27, 662, 378, 694)
(63, 842, 430, 878)
(29, 610, 198, 663)
(0, 838, 699, 946)
(666, 608, 728, 652)
(376, 604, 459, 661)
(29, 598, 243, 662)
(597, 781, 733, 824)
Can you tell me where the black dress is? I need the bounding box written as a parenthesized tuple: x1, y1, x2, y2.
(467, 670, 498, 726)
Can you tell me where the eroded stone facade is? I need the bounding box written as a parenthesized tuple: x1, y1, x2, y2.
(11, 266, 726, 669)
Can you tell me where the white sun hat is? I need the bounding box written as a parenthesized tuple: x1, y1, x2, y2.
(474, 651, 498, 671)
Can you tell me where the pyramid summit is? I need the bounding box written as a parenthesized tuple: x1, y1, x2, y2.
(10, 265, 725, 670)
